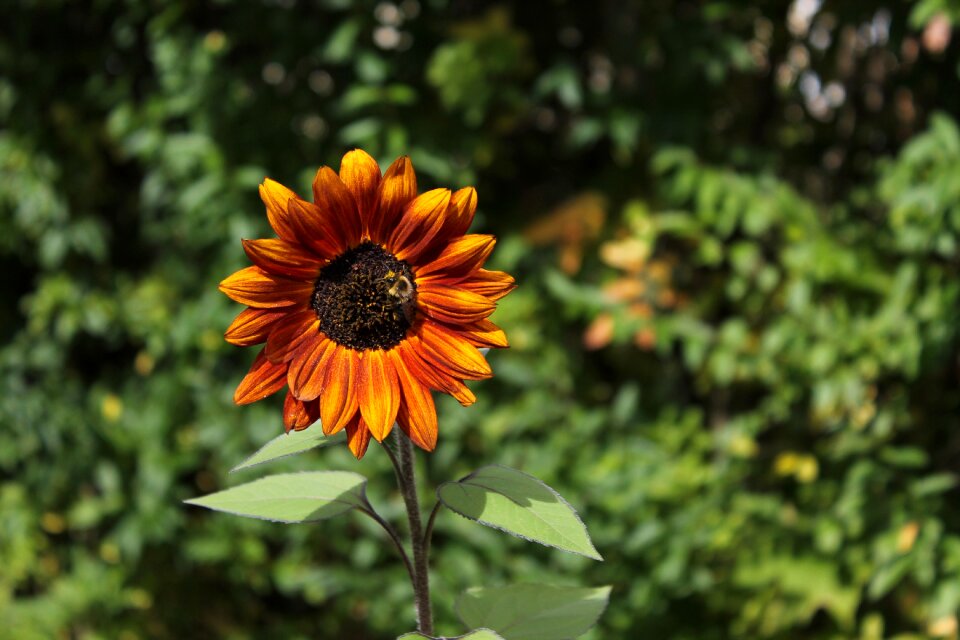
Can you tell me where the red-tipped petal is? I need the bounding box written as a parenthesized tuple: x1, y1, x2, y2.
(219, 266, 313, 309)
(286, 334, 334, 401)
(415, 234, 496, 279)
(339, 149, 382, 232)
(418, 283, 497, 324)
(259, 179, 300, 243)
(319, 346, 360, 435)
(389, 188, 451, 263)
(444, 186, 477, 238)
(242, 238, 324, 279)
(313, 166, 362, 247)
(265, 310, 318, 363)
(458, 318, 509, 349)
(390, 350, 438, 451)
(457, 269, 516, 302)
(287, 197, 345, 259)
(418, 321, 492, 381)
(225, 308, 285, 346)
(371, 156, 417, 242)
(357, 349, 399, 441)
(346, 413, 372, 459)
(234, 349, 288, 405)
(283, 391, 320, 432)
(396, 339, 477, 406)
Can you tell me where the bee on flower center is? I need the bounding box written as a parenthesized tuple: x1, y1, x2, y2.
(384, 270, 417, 325)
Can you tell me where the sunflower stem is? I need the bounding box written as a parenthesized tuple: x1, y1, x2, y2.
(392, 429, 434, 635)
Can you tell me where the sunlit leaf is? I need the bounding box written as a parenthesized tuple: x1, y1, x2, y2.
(184, 472, 366, 523)
(231, 429, 346, 472)
(438, 465, 601, 560)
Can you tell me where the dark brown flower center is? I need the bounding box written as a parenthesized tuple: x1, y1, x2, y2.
(312, 242, 417, 351)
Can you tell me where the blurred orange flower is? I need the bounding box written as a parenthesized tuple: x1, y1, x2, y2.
(584, 209, 685, 350)
(525, 193, 606, 274)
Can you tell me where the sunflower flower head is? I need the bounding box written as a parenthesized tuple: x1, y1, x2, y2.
(220, 151, 514, 459)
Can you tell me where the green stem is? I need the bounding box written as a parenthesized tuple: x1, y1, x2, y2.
(391, 429, 434, 635)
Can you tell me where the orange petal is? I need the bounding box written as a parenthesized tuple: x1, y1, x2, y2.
(287, 197, 346, 258)
(259, 179, 300, 243)
(225, 308, 285, 346)
(458, 269, 516, 302)
(346, 413, 372, 459)
(234, 349, 288, 405)
(242, 238, 324, 279)
(458, 318, 509, 349)
(283, 391, 320, 432)
(313, 166, 362, 247)
(339, 149, 382, 232)
(417, 282, 497, 324)
(415, 234, 496, 279)
(390, 351, 438, 451)
(418, 321, 492, 380)
(319, 347, 360, 435)
(443, 187, 477, 238)
(286, 334, 334, 401)
(396, 339, 477, 406)
(357, 349, 399, 441)
(389, 188, 451, 263)
(265, 310, 319, 363)
(220, 266, 314, 308)
(371, 156, 417, 243)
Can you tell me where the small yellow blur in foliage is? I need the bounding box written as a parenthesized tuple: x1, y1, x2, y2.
(204, 30, 226, 53)
(897, 521, 920, 554)
(728, 433, 758, 459)
(134, 351, 155, 376)
(928, 615, 958, 638)
(774, 452, 819, 483)
(102, 394, 123, 422)
(100, 542, 122, 564)
(41, 511, 66, 534)
(128, 588, 153, 610)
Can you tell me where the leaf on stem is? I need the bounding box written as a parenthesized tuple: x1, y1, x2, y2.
(456, 584, 612, 640)
(437, 465, 602, 560)
(231, 429, 347, 472)
(184, 471, 366, 523)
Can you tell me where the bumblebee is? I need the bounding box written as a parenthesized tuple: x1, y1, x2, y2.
(384, 270, 417, 325)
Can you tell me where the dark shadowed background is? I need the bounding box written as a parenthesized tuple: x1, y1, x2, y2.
(3, 0, 960, 638)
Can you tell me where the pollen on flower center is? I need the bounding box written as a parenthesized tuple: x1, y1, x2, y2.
(312, 241, 418, 351)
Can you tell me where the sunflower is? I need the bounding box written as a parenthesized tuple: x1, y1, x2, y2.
(220, 151, 514, 459)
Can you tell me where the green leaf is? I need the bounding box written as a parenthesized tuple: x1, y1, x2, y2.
(398, 629, 505, 640)
(184, 472, 367, 523)
(437, 465, 602, 560)
(456, 584, 612, 640)
(231, 429, 346, 472)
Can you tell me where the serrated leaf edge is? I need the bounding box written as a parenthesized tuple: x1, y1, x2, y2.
(184, 470, 368, 524)
(230, 430, 347, 473)
(438, 464, 603, 561)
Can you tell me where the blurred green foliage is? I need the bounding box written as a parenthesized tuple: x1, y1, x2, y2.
(2, 1, 960, 638)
